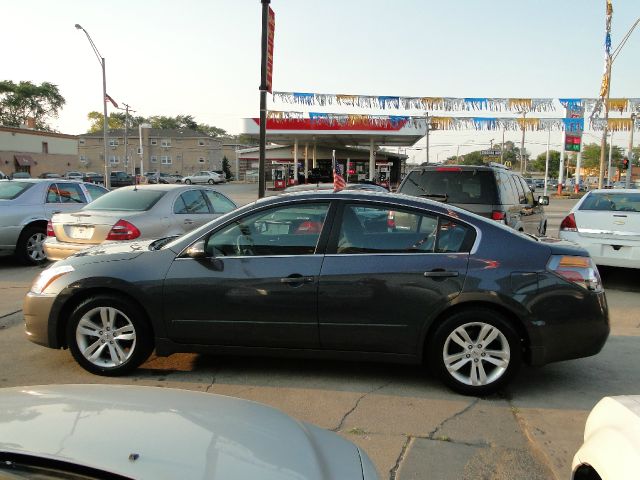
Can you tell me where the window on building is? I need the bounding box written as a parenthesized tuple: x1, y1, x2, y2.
(150, 139, 157, 146)
(79, 155, 87, 163)
(137, 147, 142, 154)
(42, 142, 48, 154)
(161, 139, 171, 147)
(109, 139, 119, 147)
(109, 155, 119, 164)
(79, 139, 86, 145)
(161, 156, 172, 165)
(198, 157, 205, 163)
(150, 156, 158, 163)
(198, 139, 205, 146)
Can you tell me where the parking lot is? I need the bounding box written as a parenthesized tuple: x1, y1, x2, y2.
(1, 184, 639, 480)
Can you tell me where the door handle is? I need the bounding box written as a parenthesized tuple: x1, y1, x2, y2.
(184, 219, 195, 225)
(280, 275, 314, 285)
(424, 269, 459, 278)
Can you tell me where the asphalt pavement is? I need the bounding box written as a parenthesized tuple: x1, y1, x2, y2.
(0, 187, 638, 480)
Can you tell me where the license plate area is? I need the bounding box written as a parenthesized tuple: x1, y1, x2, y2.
(68, 225, 95, 239)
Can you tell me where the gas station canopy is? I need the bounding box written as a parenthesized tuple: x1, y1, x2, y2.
(242, 118, 425, 147)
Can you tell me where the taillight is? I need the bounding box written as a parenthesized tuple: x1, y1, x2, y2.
(436, 167, 462, 172)
(387, 210, 396, 229)
(106, 219, 140, 241)
(547, 255, 602, 291)
(46, 220, 55, 237)
(491, 210, 506, 221)
(560, 213, 577, 232)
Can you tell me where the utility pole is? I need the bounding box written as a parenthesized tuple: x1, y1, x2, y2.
(520, 112, 527, 174)
(626, 113, 636, 188)
(119, 103, 135, 176)
(425, 112, 430, 164)
(258, 0, 272, 198)
(607, 131, 613, 187)
(500, 128, 505, 164)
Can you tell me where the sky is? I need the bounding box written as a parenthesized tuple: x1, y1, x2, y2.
(3, 0, 639, 163)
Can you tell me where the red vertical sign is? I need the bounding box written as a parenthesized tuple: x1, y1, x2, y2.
(266, 7, 275, 93)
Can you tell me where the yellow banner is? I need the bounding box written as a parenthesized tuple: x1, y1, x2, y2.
(420, 97, 444, 109)
(516, 118, 541, 130)
(508, 98, 532, 111)
(608, 118, 634, 132)
(430, 116, 453, 130)
(608, 98, 628, 112)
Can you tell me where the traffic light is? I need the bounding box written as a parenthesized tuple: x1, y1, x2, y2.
(622, 157, 629, 170)
(564, 134, 582, 152)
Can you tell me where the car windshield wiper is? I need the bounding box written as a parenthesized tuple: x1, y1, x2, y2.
(406, 176, 429, 195)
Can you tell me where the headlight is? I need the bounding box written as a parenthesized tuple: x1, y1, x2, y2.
(30, 265, 75, 294)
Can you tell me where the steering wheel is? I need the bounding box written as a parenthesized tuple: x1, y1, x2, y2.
(235, 234, 255, 256)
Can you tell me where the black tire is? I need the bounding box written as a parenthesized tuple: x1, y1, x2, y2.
(66, 294, 154, 376)
(185, 179, 192, 184)
(16, 224, 48, 265)
(428, 309, 522, 396)
(207, 179, 214, 185)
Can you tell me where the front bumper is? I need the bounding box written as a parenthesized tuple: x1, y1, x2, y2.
(44, 238, 94, 261)
(23, 292, 57, 348)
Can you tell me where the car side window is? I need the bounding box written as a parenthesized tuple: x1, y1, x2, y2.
(203, 190, 235, 214)
(510, 175, 526, 204)
(55, 183, 85, 203)
(46, 184, 60, 203)
(205, 203, 330, 257)
(83, 183, 108, 201)
(174, 190, 209, 214)
(337, 204, 439, 254)
(517, 177, 535, 205)
(436, 218, 473, 253)
(497, 172, 517, 205)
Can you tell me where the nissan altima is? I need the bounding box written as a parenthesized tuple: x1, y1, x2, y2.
(24, 190, 609, 396)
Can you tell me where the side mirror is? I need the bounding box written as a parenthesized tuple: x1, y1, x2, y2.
(185, 239, 207, 258)
(538, 196, 550, 206)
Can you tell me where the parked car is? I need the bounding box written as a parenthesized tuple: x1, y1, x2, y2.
(533, 179, 546, 190)
(212, 170, 229, 181)
(110, 170, 134, 188)
(525, 178, 536, 192)
(65, 171, 84, 180)
(26, 190, 608, 395)
(572, 395, 640, 480)
(44, 184, 237, 261)
(307, 168, 333, 183)
(397, 164, 549, 236)
(182, 171, 224, 185)
(146, 172, 180, 184)
(38, 172, 62, 179)
(82, 172, 104, 185)
(0, 179, 108, 264)
(0, 170, 6, 180)
(0, 384, 379, 480)
(559, 189, 640, 268)
(10, 171, 31, 179)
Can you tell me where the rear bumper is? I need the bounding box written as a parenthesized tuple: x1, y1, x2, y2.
(528, 290, 609, 366)
(559, 232, 640, 269)
(44, 238, 93, 261)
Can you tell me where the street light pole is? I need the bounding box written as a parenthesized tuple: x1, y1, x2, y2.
(75, 24, 110, 189)
(519, 112, 527, 174)
(626, 113, 636, 188)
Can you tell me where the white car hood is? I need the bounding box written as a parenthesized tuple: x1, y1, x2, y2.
(0, 385, 365, 480)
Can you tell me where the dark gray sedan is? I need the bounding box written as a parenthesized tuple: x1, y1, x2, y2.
(23, 191, 609, 395)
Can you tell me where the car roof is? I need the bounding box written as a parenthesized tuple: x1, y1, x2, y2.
(407, 164, 512, 173)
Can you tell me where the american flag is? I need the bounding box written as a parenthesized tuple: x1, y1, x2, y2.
(333, 163, 346, 192)
(105, 94, 119, 109)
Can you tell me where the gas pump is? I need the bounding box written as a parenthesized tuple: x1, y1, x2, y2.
(287, 164, 296, 186)
(377, 163, 391, 189)
(272, 166, 286, 190)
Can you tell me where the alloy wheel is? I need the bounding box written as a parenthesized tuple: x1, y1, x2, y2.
(75, 306, 137, 368)
(442, 321, 510, 387)
(27, 232, 46, 262)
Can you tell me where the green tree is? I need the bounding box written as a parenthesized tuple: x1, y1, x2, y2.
(581, 142, 624, 170)
(532, 150, 561, 174)
(0, 80, 65, 130)
(460, 151, 484, 166)
(222, 156, 232, 179)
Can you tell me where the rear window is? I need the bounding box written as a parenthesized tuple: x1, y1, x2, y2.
(84, 189, 165, 211)
(579, 192, 640, 212)
(400, 170, 499, 204)
(0, 181, 34, 200)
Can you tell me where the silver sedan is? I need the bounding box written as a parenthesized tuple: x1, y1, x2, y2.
(0, 179, 108, 264)
(44, 184, 237, 261)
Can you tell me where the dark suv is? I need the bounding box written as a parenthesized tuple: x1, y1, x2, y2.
(397, 164, 549, 236)
(109, 171, 134, 188)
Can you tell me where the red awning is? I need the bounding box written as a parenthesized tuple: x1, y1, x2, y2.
(14, 155, 33, 166)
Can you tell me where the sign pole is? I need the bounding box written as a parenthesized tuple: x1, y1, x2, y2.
(258, 0, 273, 198)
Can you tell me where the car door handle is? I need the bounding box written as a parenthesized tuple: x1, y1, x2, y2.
(184, 219, 195, 225)
(424, 269, 459, 278)
(280, 275, 314, 285)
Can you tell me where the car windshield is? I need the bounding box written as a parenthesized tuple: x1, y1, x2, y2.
(401, 170, 499, 204)
(83, 189, 166, 211)
(0, 181, 35, 200)
(579, 192, 640, 212)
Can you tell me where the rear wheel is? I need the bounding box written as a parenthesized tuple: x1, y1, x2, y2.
(185, 179, 192, 184)
(66, 295, 154, 376)
(17, 224, 48, 265)
(208, 179, 214, 185)
(429, 309, 522, 396)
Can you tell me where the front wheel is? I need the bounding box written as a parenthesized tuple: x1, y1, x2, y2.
(428, 309, 521, 396)
(185, 179, 192, 185)
(66, 295, 154, 376)
(208, 179, 214, 185)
